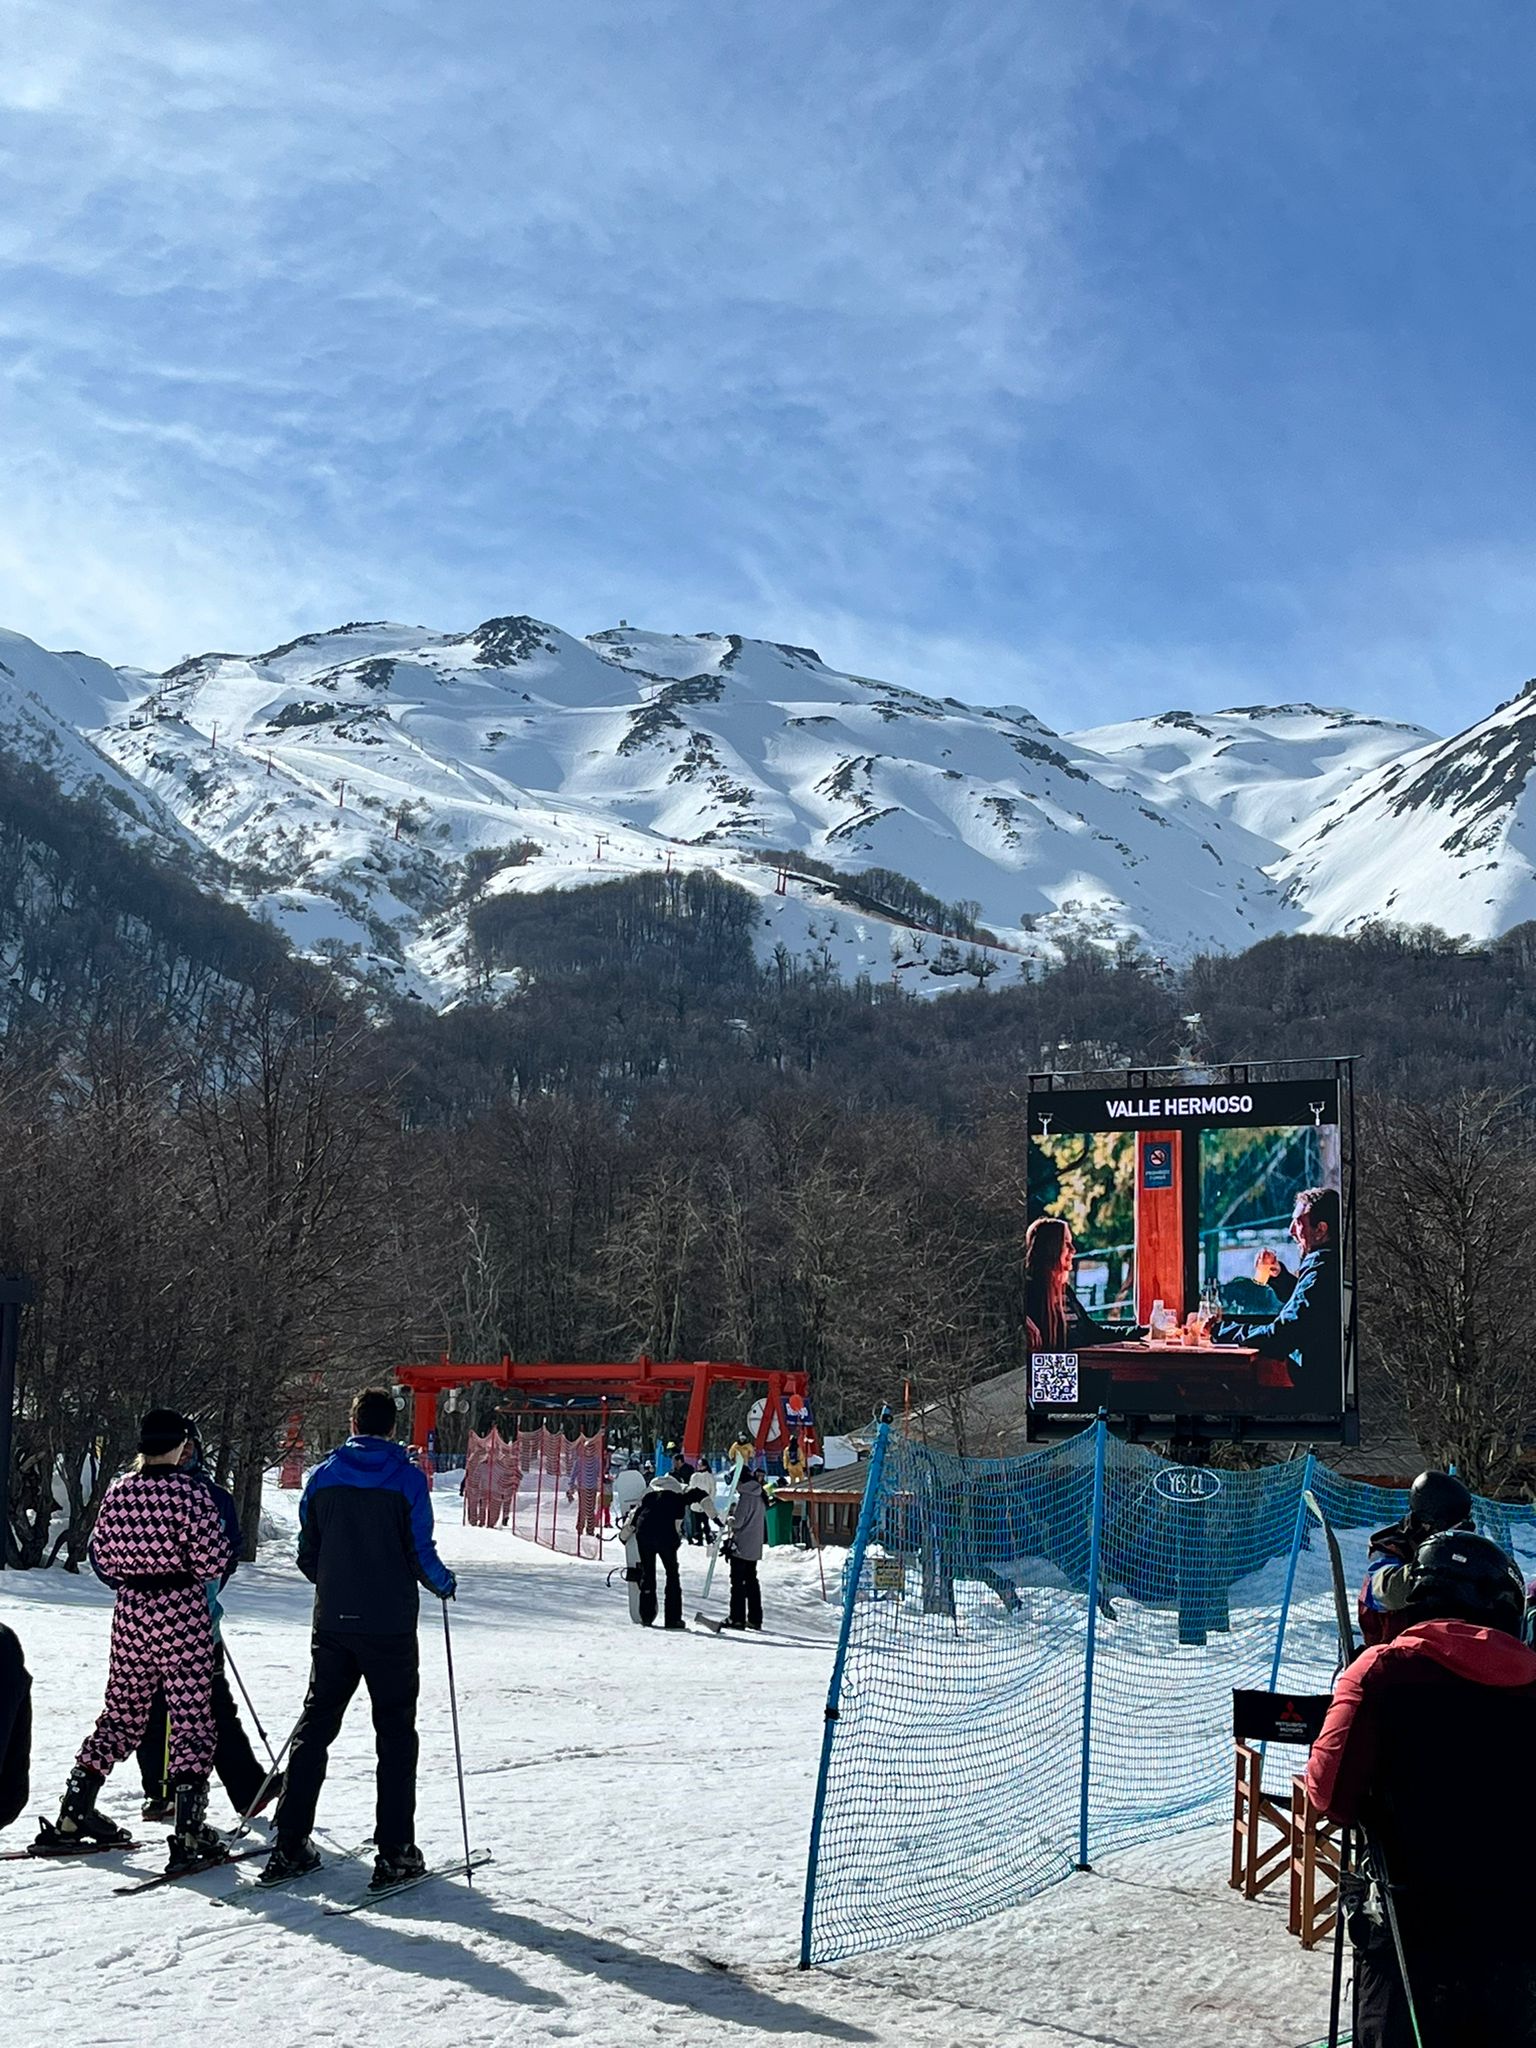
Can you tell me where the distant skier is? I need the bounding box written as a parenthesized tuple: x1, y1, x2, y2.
(722, 1467, 766, 1631)
(260, 1387, 456, 1891)
(1357, 1469, 1473, 1647)
(727, 1432, 757, 1471)
(627, 1468, 691, 1629)
(565, 1439, 603, 1540)
(1306, 1529, 1536, 2045)
(41, 1408, 236, 1870)
(135, 1419, 276, 1823)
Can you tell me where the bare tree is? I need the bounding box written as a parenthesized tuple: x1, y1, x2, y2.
(598, 1160, 711, 1360)
(1359, 1091, 1536, 1494)
(178, 985, 393, 1551)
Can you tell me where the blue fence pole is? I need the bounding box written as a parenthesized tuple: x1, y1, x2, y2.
(799, 1406, 893, 1969)
(1267, 1451, 1316, 1696)
(1076, 1413, 1109, 1872)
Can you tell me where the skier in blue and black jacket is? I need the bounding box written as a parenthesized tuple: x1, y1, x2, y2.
(262, 1387, 456, 1891)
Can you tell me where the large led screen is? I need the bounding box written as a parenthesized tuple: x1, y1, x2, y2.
(1025, 1079, 1345, 1434)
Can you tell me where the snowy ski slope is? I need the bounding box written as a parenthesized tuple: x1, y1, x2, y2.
(1, 1479, 1339, 2048)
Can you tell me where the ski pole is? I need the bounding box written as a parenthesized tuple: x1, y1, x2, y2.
(441, 1597, 474, 1886)
(222, 1642, 282, 1771)
(1327, 1826, 1352, 2046)
(229, 1704, 307, 1843)
(1367, 1831, 1426, 2048)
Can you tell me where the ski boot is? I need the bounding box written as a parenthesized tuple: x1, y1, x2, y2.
(165, 1774, 226, 1875)
(141, 1788, 175, 1825)
(34, 1765, 134, 1852)
(369, 1843, 427, 1891)
(258, 1836, 322, 1886)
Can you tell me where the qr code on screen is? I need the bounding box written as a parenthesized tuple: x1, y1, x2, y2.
(1030, 1352, 1080, 1404)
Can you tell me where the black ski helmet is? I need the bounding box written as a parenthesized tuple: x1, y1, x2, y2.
(1403, 1530, 1527, 1636)
(1408, 1470, 1473, 1532)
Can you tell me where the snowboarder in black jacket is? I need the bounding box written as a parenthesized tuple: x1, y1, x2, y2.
(629, 1470, 692, 1629)
(261, 1388, 456, 1891)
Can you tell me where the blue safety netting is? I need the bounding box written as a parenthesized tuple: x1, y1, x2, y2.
(801, 1422, 1536, 1965)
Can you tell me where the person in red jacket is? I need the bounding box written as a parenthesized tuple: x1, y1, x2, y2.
(1306, 1529, 1536, 2046)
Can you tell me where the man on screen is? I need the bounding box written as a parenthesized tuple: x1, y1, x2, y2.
(1220, 1185, 1341, 1409)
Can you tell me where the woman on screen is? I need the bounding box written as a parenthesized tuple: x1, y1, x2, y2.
(1024, 1218, 1126, 1350)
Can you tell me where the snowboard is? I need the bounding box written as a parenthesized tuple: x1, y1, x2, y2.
(621, 1524, 644, 1624)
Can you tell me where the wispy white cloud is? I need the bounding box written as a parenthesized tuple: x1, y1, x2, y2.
(2, 0, 1534, 736)
(0, 0, 1114, 665)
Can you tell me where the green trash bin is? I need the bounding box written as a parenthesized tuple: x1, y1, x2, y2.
(765, 1498, 794, 1547)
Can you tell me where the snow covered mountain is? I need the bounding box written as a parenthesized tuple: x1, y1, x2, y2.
(1071, 704, 1437, 851)
(0, 615, 1306, 1000)
(5, 608, 1532, 1001)
(1276, 681, 1536, 937)
(0, 628, 194, 857)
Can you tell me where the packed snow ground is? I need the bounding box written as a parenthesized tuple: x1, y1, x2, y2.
(2, 1481, 1338, 2048)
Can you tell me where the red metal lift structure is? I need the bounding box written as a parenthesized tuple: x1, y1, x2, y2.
(394, 1355, 815, 1465)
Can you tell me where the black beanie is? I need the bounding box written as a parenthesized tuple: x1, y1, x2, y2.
(138, 1408, 191, 1457)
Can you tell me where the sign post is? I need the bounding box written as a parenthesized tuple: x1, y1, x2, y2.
(0, 1275, 36, 1571)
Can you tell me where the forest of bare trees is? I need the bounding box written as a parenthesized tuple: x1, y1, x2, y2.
(6, 760, 1536, 1563)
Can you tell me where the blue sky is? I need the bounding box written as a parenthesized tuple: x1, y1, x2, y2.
(2, 0, 1535, 732)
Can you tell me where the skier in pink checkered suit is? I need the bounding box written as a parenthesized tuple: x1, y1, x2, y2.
(38, 1408, 236, 1872)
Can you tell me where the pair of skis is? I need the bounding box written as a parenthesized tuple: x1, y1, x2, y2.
(326, 1849, 491, 1914)
(209, 1835, 374, 1906)
(3, 1835, 269, 1892)
(1302, 1490, 1426, 2048)
(7, 1831, 487, 1911)
(0, 1837, 146, 1862)
(214, 1839, 491, 1913)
